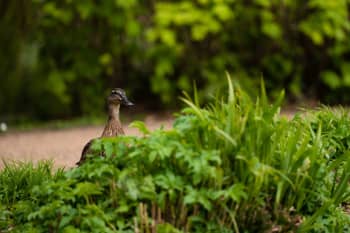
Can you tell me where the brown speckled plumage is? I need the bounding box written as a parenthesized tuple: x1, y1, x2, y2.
(76, 88, 133, 165)
(101, 118, 125, 137)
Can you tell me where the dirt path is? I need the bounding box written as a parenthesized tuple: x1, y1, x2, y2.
(0, 109, 298, 169)
(0, 115, 173, 169)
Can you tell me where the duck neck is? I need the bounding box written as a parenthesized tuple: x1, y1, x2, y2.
(101, 103, 124, 137)
(108, 103, 120, 121)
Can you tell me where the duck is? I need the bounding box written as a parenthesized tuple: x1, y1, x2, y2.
(76, 88, 134, 165)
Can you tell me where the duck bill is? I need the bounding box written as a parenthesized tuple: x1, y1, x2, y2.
(121, 97, 134, 106)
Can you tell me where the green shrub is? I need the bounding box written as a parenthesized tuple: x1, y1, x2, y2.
(0, 160, 64, 205)
(1, 0, 350, 120)
(0, 160, 64, 230)
(1, 78, 349, 232)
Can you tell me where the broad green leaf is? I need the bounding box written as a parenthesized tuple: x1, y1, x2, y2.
(74, 182, 102, 197)
(262, 22, 282, 39)
(213, 3, 233, 21)
(130, 121, 150, 135)
(321, 71, 341, 89)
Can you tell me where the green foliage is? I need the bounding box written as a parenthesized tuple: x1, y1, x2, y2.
(0, 160, 64, 231)
(1, 0, 350, 121)
(1, 79, 350, 232)
(148, 0, 350, 102)
(0, 160, 64, 205)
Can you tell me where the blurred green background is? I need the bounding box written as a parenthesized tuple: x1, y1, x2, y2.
(1, 0, 350, 123)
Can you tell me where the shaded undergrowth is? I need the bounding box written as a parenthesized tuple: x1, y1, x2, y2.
(1, 78, 350, 232)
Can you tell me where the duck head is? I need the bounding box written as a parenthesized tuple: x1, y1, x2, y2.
(108, 88, 134, 107)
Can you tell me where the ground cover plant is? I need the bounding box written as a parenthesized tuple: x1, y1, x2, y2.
(1, 78, 350, 232)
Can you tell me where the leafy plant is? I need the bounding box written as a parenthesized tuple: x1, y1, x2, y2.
(2, 0, 350, 121)
(1, 77, 350, 232)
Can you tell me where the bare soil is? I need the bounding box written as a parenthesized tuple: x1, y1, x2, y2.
(0, 115, 173, 169)
(0, 109, 298, 170)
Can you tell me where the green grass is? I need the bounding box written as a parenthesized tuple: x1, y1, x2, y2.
(0, 77, 349, 233)
(0, 160, 64, 205)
